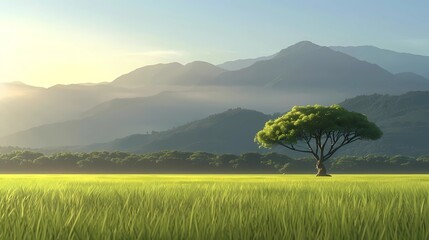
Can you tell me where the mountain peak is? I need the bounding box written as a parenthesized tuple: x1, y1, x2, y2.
(274, 41, 323, 58)
(292, 40, 319, 47)
(185, 61, 217, 68)
(186, 61, 211, 66)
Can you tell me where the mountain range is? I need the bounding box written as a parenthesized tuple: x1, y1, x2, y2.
(111, 61, 226, 87)
(0, 81, 154, 136)
(72, 91, 429, 156)
(79, 108, 272, 154)
(210, 41, 428, 95)
(330, 46, 429, 79)
(340, 91, 429, 155)
(1, 41, 429, 152)
(217, 44, 429, 79)
(217, 55, 274, 71)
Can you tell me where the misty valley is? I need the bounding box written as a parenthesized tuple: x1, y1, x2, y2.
(1, 41, 429, 158)
(2, 32, 429, 239)
(3, 1, 429, 239)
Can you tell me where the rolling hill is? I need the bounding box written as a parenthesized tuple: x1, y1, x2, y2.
(79, 108, 272, 154)
(74, 91, 429, 156)
(0, 81, 163, 136)
(340, 91, 429, 155)
(0, 91, 228, 147)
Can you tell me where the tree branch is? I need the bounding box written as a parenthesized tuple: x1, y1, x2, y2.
(323, 133, 361, 161)
(321, 131, 332, 151)
(278, 142, 314, 154)
(303, 139, 319, 160)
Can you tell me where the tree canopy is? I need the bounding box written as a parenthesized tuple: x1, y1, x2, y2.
(255, 105, 382, 176)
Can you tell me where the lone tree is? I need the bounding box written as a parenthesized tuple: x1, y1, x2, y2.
(255, 105, 382, 176)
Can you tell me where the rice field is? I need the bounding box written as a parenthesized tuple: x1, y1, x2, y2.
(0, 174, 428, 239)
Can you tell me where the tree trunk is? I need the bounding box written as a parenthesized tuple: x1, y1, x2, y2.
(316, 160, 331, 177)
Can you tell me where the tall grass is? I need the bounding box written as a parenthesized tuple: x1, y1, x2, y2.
(0, 174, 428, 239)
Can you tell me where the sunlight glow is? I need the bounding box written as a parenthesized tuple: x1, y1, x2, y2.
(0, 21, 185, 87)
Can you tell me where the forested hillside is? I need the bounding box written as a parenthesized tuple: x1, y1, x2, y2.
(1, 150, 428, 173)
(68, 92, 429, 156)
(340, 91, 429, 155)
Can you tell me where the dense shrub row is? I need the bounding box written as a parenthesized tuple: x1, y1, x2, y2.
(0, 150, 428, 173)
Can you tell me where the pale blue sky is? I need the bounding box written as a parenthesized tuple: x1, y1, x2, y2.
(1, 0, 428, 86)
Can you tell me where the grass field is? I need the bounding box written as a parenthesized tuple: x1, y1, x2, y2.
(0, 174, 428, 239)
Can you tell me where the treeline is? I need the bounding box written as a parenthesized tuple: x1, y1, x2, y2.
(0, 150, 428, 173)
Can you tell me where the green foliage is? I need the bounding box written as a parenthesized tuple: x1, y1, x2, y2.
(0, 175, 428, 239)
(255, 104, 382, 148)
(0, 150, 288, 173)
(339, 91, 429, 156)
(0, 150, 428, 173)
(256, 105, 382, 178)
